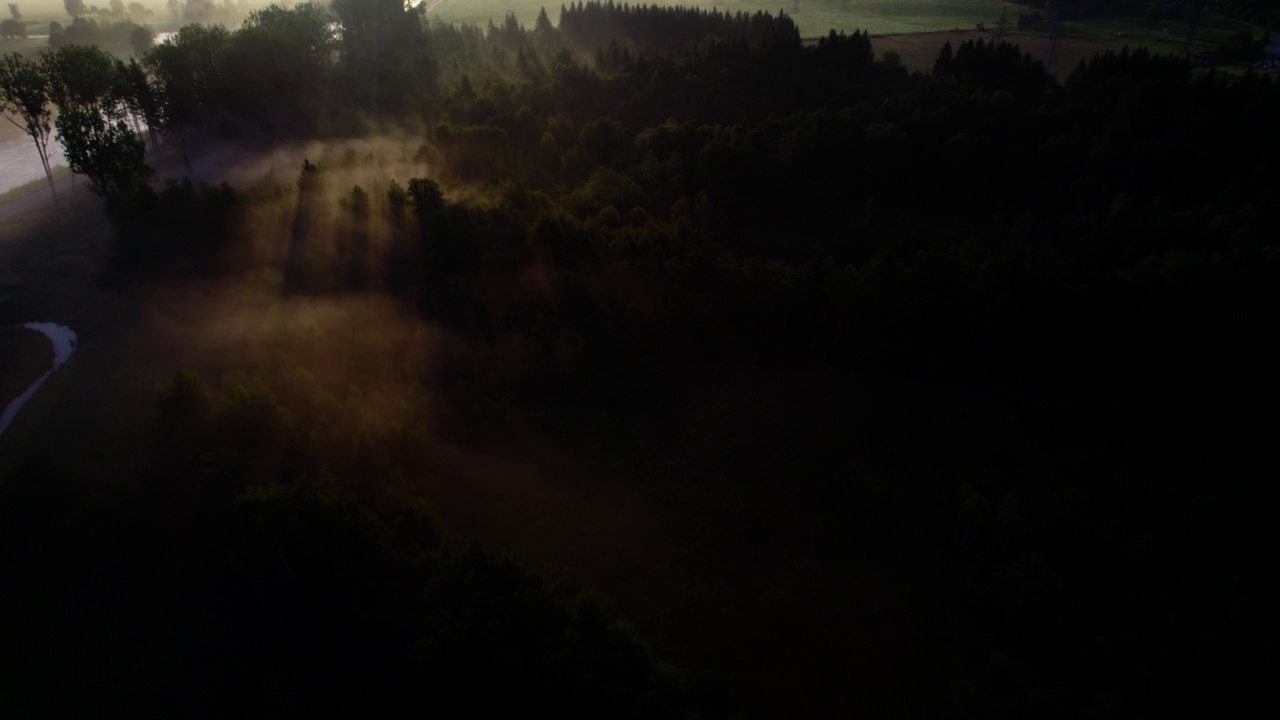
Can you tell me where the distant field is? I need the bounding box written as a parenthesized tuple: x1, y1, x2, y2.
(2, 0, 1262, 89)
(427, 0, 1263, 66)
(873, 17, 1262, 82)
(1060, 13, 1245, 55)
(0, 28, 54, 58)
(426, 0, 1017, 37)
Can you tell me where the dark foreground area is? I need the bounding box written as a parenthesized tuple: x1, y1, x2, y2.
(2, 2, 1279, 717)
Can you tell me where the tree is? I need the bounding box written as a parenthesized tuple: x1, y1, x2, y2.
(934, 40, 954, 75)
(64, 0, 87, 17)
(143, 22, 230, 141)
(330, 0, 436, 114)
(43, 44, 151, 200)
(386, 179, 408, 219)
(0, 53, 58, 204)
(532, 6, 559, 55)
(216, 2, 335, 135)
(55, 103, 152, 200)
(119, 57, 162, 148)
(129, 22, 153, 56)
(42, 43, 125, 112)
(0, 18, 23, 37)
(50, 16, 98, 47)
(7, 3, 20, 20)
(407, 177, 443, 217)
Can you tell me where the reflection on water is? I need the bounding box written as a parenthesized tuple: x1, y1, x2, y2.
(0, 135, 67, 195)
(0, 323, 78, 436)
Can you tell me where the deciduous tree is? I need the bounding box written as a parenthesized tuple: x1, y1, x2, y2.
(55, 103, 152, 200)
(0, 52, 58, 203)
(43, 44, 152, 201)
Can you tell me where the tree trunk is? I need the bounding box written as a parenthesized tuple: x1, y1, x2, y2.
(35, 140, 57, 207)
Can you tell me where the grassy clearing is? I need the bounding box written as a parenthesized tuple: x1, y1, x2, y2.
(0, 166, 70, 204)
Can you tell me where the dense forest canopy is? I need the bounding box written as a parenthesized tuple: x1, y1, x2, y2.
(2, 1, 1278, 717)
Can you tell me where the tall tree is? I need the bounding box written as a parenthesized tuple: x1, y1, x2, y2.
(330, 0, 436, 114)
(0, 1, 20, 37)
(217, 2, 335, 135)
(119, 57, 162, 149)
(0, 52, 58, 204)
(143, 22, 229, 142)
(42, 43, 126, 113)
(130, 22, 154, 56)
(54, 104, 151, 200)
(43, 44, 150, 199)
(532, 6, 560, 55)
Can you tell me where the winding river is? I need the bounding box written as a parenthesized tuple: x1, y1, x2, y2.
(0, 323, 77, 436)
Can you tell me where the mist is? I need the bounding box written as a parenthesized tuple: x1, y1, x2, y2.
(2, 0, 1279, 717)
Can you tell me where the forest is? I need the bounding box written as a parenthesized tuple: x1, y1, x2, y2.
(1, 1, 1278, 717)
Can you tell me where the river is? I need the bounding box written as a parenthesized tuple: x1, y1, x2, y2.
(0, 323, 77, 436)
